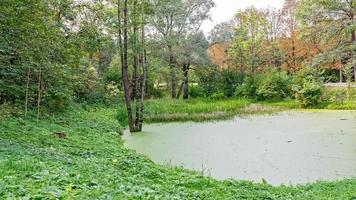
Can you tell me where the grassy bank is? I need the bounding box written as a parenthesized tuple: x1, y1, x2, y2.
(143, 98, 300, 123)
(140, 97, 356, 123)
(1, 105, 356, 199)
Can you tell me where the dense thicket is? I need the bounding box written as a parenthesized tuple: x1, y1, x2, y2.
(0, 0, 355, 118)
(0, 0, 120, 118)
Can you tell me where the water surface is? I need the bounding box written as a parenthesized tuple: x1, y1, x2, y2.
(123, 110, 356, 185)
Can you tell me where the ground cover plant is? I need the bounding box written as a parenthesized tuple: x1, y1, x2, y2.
(1, 104, 356, 199)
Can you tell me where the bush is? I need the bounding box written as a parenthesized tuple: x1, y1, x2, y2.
(196, 67, 244, 98)
(256, 69, 291, 100)
(146, 82, 164, 99)
(292, 67, 324, 107)
(43, 88, 72, 112)
(236, 75, 261, 99)
(210, 92, 225, 100)
(189, 85, 205, 98)
(220, 69, 244, 97)
(323, 88, 347, 104)
(196, 67, 220, 97)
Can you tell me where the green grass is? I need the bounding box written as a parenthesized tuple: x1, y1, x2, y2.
(143, 98, 300, 123)
(142, 97, 356, 123)
(1, 105, 356, 199)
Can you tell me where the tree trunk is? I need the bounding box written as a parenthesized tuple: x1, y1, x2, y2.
(36, 67, 42, 121)
(130, 0, 138, 101)
(24, 67, 30, 118)
(119, 0, 135, 132)
(137, 0, 147, 131)
(291, 36, 296, 73)
(352, 30, 355, 81)
(168, 45, 176, 98)
(182, 63, 190, 99)
(176, 82, 184, 99)
(350, 1, 355, 81)
(339, 68, 343, 83)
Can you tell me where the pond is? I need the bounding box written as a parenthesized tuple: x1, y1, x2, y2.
(123, 110, 356, 185)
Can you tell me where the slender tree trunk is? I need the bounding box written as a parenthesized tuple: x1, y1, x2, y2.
(131, 0, 138, 100)
(182, 63, 190, 99)
(168, 45, 176, 98)
(291, 36, 296, 73)
(352, 30, 355, 81)
(36, 67, 42, 121)
(24, 67, 30, 118)
(350, 1, 355, 81)
(138, 0, 147, 131)
(119, 0, 135, 132)
(339, 68, 343, 83)
(177, 82, 184, 99)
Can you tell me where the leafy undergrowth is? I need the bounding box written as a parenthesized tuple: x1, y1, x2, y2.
(1, 105, 356, 199)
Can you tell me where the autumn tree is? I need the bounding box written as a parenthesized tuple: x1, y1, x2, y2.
(298, 0, 356, 82)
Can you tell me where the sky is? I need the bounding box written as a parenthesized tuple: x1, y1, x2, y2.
(201, 0, 285, 35)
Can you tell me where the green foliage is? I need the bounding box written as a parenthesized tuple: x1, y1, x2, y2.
(1, 105, 356, 199)
(146, 82, 164, 99)
(196, 67, 220, 97)
(196, 68, 244, 98)
(256, 69, 291, 101)
(189, 85, 205, 98)
(292, 68, 325, 107)
(220, 69, 245, 97)
(324, 88, 348, 105)
(236, 75, 261, 99)
(210, 92, 226, 100)
(117, 104, 128, 126)
(144, 98, 251, 122)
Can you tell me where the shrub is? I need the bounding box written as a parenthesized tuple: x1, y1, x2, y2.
(196, 67, 220, 97)
(189, 85, 205, 98)
(210, 92, 225, 100)
(220, 69, 244, 97)
(236, 75, 261, 99)
(256, 69, 291, 101)
(323, 88, 347, 104)
(43, 88, 72, 112)
(146, 82, 164, 99)
(196, 67, 244, 98)
(292, 67, 324, 107)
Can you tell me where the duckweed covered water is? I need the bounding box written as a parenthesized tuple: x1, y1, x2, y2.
(123, 110, 356, 185)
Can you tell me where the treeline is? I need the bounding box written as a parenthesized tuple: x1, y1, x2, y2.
(208, 0, 355, 82)
(0, 0, 215, 120)
(1, 0, 121, 117)
(194, 0, 355, 106)
(0, 0, 354, 120)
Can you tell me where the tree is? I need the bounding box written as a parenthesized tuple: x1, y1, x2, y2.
(150, 0, 214, 98)
(208, 21, 235, 43)
(228, 7, 270, 74)
(118, 0, 147, 132)
(298, 0, 356, 82)
(279, 0, 300, 73)
(176, 32, 209, 99)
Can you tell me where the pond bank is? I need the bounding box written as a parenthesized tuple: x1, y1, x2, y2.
(142, 98, 356, 123)
(1, 104, 356, 199)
